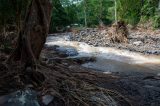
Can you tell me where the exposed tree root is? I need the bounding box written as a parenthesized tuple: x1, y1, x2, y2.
(0, 55, 131, 106)
(109, 21, 128, 43)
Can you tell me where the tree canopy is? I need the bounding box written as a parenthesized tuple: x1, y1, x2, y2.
(0, 0, 160, 32)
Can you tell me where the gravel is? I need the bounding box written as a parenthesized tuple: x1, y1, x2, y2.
(69, 28, 160, 55)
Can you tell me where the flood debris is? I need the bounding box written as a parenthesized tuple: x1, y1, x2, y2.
(0, 53, 131, 106)
(109, 21, 129, 43)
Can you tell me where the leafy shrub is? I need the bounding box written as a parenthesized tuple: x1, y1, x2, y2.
(152, 15, 160, 28)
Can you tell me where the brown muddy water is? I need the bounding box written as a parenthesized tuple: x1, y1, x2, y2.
(45, 34, 160, 75)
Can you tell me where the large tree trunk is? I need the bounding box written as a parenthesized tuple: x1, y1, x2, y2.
(7, 0, 52, 68)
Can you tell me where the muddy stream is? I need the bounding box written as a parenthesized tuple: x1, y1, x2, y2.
(46, 34, 160, 75)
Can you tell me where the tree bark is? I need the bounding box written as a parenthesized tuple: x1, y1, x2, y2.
(7, 0, 52, 68)
(114, 0, 117, 24)
(159, 0, 160, 10)
(83, 0, 87, 27)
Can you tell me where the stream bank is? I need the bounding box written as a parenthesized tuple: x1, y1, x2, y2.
(43, 31, 160, 106)
(69, 28, 160, 55)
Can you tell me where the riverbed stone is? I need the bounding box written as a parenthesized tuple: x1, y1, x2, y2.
(1, 89, 39, 106)
(69, 28, 160, 55)
(42, 95, 54, 105)
(133, 41, 143, 46)
(56, 46, 78, 57)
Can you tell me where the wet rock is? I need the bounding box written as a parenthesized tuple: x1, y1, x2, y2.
(146, 50, 160, 54)
(0, 89, 39, 106)
(133, 41, 143, 46)
(71, 56, 96, 64)
(56, 46, 78, 57)
(157, 73, 160, 77)
(42, 95, 54, 105)
(44, 45, 59, 51)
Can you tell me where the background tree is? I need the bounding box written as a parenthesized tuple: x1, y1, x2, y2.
(49, 0, 69, 32)
(114, 0, 117, 24)
(0, 0, 160, 33)
(117, 0, 141, 26)
(140, 0, 160, 28)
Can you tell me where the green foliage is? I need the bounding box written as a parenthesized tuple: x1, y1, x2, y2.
(50, 0, 70, 32)
(141, 0, 159, 18)
(140, 0, 160, 28)
(117, 0, 142, 26)
(0, 0, 159, 31)
(87, 0, 113, 26)
(152, 15, 160, 28)
(77, 0, 114, 26)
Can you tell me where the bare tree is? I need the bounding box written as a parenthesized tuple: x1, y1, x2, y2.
(159, 0, 160, 10)
(83, 0, 87, 27)
(115, 0, 117, 24)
